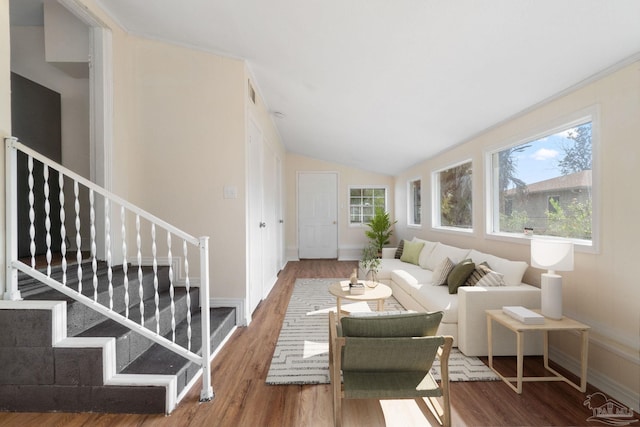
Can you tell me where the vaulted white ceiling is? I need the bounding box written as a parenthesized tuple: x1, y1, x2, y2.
(95, 1, 640, 175)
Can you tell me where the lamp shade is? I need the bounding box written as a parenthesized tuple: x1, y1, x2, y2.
(530, 239, 574, 272)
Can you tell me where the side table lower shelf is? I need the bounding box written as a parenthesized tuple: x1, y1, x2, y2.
(486, 309, 590, 394)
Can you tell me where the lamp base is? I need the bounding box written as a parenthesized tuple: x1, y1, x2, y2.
(541, 273, 563, 320)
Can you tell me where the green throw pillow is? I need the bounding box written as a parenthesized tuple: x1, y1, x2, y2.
(448, 259, 476, 294)
(400, 240, 424, 265)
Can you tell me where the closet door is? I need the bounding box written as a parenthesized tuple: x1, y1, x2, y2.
(247, 118, 282, 318)
(261, 139, 279, 297)
(248, 119, 264, 316)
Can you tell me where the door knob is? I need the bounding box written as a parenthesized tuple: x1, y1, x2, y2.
(259, 222, 266, 228)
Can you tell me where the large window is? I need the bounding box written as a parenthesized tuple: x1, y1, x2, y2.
(433, 161, 472, 230)
(349, 187, 388, 225)
(488, 117, 594, 244)
(408, 178, 421, 226)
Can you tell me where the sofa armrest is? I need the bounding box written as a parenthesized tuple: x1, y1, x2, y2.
(381, 248, 396, 259)
(457, 285, 543, 356)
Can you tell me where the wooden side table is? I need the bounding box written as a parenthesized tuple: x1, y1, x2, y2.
(328, 280, 392, 318)
(486, 309, 590, 394)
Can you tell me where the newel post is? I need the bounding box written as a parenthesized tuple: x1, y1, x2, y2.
(199, 236, 214, 402)
(4, 137, 21, 301)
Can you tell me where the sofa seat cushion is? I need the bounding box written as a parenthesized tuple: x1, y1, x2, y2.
(390, 268, 433, 295)
(375, 259, 421, 281)
(414, 284, 459, 324)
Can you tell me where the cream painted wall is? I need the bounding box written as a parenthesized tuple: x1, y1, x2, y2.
(394, 62, 640, 408)
(0, 0, 10, 294)
(123, 39, 247, 300)
(285, 153, 395, 261)
(68, 1, 285, 306)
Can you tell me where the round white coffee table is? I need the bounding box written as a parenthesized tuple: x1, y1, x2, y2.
(328, 280, 392, 318)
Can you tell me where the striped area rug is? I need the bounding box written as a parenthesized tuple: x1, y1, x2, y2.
(266, 278, 499, 385)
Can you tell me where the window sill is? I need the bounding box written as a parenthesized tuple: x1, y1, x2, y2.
(485, 232, 597, 254)
(431, 226, 474, 236)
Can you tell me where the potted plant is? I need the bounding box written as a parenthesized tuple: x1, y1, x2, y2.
(365, 207, 397, 255)
(361, 245, 381, 285)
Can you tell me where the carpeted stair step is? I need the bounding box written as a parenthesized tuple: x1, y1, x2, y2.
(22, 264, 173, 335)
(76, 287, 200, 371)
(121, 307, 236, 395)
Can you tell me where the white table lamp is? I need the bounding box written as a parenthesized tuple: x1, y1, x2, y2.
(530, 239, 574, 320)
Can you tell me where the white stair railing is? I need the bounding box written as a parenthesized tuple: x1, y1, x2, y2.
(3, 137, 214, 403)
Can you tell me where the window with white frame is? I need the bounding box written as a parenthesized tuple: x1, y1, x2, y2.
(433, 161, 472, 230)
(488, 117, 594, 244)
(408, 178, 421, 226)
(349, 187, 388, 225)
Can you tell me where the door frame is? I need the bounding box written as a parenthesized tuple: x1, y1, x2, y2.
(60, 0, 113, 260)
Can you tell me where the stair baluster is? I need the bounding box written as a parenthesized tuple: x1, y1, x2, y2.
(90, 189, 98, 301)
(28, 156, 36, 269)
(74, 181, 82, 293)
(106, 198, 114, 310)
(183, 240, 192, 351)
(44, 165, 52, 276)
(59, 173, 67, 285)
(121, 205, 129, 319)
(152, 223, 160, 334)
(167, 231, 176, 342)
(136, 215, 144, 325)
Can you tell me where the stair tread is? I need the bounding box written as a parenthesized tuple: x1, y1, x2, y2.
(122, 307, 235, 376)
(75, 288, 197, 338)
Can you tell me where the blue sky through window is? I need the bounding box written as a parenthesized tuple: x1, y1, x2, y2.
(510, 125, 589, 185)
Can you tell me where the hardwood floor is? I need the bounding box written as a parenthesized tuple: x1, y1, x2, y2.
(1, 260, 637, 426)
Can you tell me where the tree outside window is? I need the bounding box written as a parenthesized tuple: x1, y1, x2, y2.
(492, 120, 593, 242)
(434, 161, 472, 230)
(408, 179, 421, 226)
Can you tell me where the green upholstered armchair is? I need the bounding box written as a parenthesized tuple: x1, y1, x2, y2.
(328, 311, 453, 427)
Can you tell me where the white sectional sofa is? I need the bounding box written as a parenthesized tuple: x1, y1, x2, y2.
(360, 238, 543, 356)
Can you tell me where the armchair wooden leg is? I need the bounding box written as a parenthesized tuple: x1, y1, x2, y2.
(333, 392, 341, 427)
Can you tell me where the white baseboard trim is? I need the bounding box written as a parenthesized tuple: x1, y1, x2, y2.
(211, 298, 245, 327)
(549, 346, 640, 413)
(285, 247, 299, 262)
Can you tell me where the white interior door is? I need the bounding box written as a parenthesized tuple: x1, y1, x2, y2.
(262, 139, 279, 297)
(248, 119, 264, 315)
(298, 172, 338, 259)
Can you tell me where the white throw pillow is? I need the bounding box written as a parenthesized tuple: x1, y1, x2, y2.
(425, 243, 470, 271)
(412, 238, 438, 269)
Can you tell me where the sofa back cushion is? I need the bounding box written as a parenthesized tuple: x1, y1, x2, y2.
(425, 243, 470, 271)
(412, 238, 438, 269)
(468, 249, 528, 285)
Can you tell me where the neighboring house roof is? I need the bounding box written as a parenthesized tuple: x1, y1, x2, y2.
(506, 170, 592, 196)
